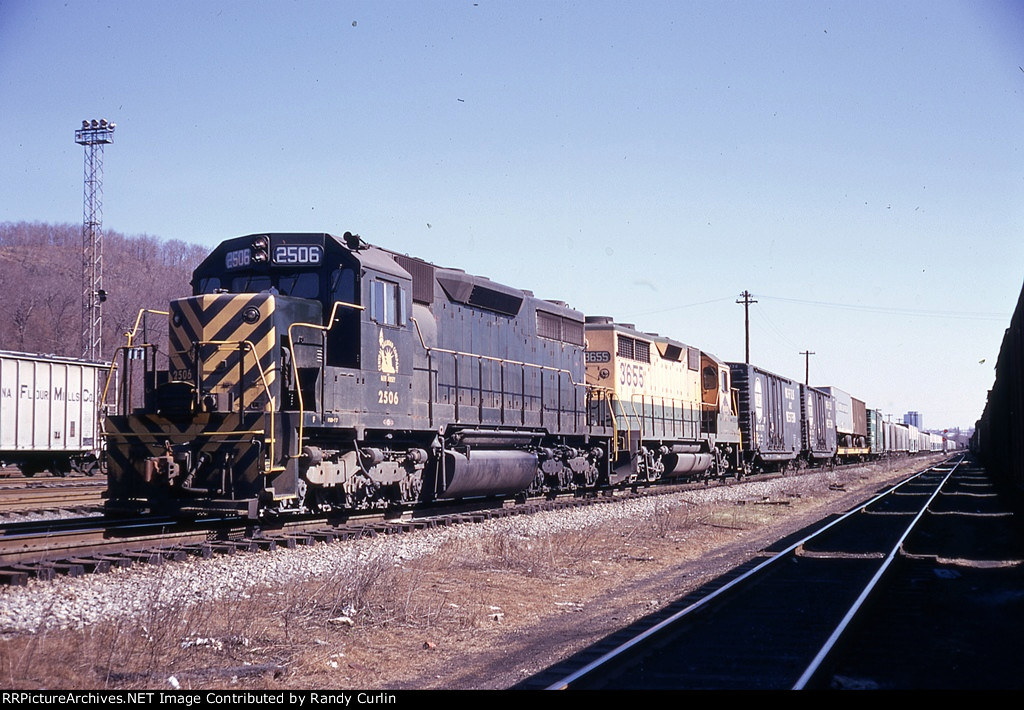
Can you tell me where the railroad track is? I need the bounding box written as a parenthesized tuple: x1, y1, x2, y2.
(525, 453, 1018, 690)
(0, 481, 686, 586)
(0, 478, 106, 516)
(0, 455, 946, 588)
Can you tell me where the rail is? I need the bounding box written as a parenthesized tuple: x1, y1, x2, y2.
(791, 457, 959, 688)
(545, 454, 964, 689)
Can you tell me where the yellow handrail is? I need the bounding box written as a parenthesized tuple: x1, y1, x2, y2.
(192, 339, 283, 472)
(408, 316, 581, 384)
(287, 300, 364, 460)
(103, 338, 284, 474)
(124, 308, 170, 347)
(102, 308, 172, 408)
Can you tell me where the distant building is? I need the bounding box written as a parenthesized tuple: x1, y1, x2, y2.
(903, 411, 923, 428)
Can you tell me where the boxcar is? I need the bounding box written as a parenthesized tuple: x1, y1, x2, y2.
(819, 386, 869, 459)
(800, 384, 837, 463)
(728, 362, 801, 472)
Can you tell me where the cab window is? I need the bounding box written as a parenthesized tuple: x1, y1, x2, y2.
(232, 274, 272, 293)
(371, 279, 406, 327)
(327, 266, 360, 369)
(703, 366, 717, 391)
(277, 272, 320, 299)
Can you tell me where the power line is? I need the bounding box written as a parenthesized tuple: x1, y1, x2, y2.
(758, 294, 1009, 321)
(624, 295, 735, 318)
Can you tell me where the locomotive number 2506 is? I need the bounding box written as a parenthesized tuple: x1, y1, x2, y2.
(273, 244, 323, 264)
(378, 389, 399, 405)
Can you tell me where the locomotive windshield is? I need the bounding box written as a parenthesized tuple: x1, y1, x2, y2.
(196, 272, 321, 300)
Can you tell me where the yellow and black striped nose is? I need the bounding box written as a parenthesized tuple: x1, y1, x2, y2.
(168, 294, 278, 411)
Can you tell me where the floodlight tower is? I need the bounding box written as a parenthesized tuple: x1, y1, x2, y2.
(75, 118, 115, 361)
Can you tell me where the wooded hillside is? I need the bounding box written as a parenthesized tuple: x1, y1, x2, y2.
(0, 221, 208, 360)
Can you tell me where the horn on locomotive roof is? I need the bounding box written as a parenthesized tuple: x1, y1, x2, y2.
(343, 231, 367, 251)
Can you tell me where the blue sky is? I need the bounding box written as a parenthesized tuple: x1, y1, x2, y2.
(2, 0, 1022, 429)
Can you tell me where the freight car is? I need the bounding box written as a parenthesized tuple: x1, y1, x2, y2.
(800, 384, 837, 465)
(0, 350, 105, 476)
(727, 362, 802, 473)
(973, 276, 1024, 492)
(819, 386, 869, 461)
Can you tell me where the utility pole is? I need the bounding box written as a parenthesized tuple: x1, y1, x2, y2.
(800, 350, 815, 385)
(75, 118, 115, 361)
(736, 290, 757, 363)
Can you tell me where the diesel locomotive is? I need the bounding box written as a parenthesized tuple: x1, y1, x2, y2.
(103, 232, 734, 517)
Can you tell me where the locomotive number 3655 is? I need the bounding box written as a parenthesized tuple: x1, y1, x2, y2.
(619, 362, 646, 388)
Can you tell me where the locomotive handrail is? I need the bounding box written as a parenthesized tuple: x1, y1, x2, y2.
(408, 315, 583, 431)
(101, 337, 285, 480)
(587, 385, 622, 463)
(627, 392, 702, 442)
(185, 338, 283, 473)
(408, 316, 582, 384)
(101, 307, 172, 410)
(287, 299, 364, 461)
(124, 308, 170, 347)
(99, 345, 127, 409)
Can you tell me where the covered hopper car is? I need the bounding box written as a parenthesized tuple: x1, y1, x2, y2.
(0, 350, 105, 476)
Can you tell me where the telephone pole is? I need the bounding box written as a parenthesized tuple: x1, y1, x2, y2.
(75, 118, 115, 361)
(736, 290, 757, 363)
(800, 350, 815, 385)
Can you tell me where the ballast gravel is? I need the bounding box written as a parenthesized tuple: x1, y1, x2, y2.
(0, 472, 874, 638)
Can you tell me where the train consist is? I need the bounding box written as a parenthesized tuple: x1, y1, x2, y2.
(972, 279, 1024, 494)
(101, 232, 947, 518)
(0, 350, 105, 476)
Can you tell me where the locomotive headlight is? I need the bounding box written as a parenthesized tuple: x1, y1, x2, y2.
(172, 312, 182, 327)
(251, 235, 270, 263)
(242, 306, 261, 324)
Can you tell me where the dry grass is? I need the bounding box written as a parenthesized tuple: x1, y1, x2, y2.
(0, 536, 548, 689)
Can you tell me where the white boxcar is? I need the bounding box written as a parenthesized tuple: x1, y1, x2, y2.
(907, 424, 921, 454)
(0, 351, 106, 475)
